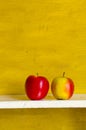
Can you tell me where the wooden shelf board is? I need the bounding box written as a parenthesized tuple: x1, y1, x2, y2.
(0, 94, 86, 109)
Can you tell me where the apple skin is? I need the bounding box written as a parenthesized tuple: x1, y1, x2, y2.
(25, 75, 49, 100)
(51, 76, 74, 100)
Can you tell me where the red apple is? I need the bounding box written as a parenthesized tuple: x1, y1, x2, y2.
(51, 72, 74, 100)
(25, 75, 49, 100)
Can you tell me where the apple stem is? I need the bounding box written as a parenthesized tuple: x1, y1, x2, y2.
(63, 72, 65, 77)
(37, 73, 39, 76)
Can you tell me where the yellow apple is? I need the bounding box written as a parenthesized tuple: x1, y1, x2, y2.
(51, 72, 74, 100)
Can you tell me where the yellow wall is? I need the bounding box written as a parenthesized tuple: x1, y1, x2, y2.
(0, 108, 86, 130)
(0, 0, 86, 94)
(0, 0, 86, 130)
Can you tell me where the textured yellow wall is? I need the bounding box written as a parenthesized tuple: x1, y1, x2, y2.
(0, 109, 86, 130)
(0, 0, 86, 94)
(0, 1, 86, 130)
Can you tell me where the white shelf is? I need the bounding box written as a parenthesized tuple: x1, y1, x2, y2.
(0, 94, 86, 109)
